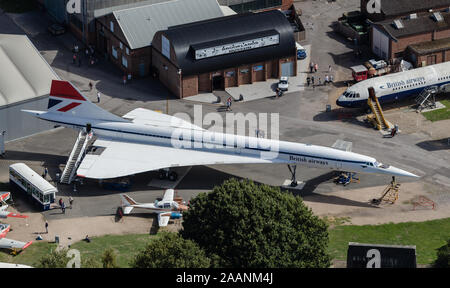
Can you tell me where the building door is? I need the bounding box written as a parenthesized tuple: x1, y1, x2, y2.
(139, 63, 146, 77)
(212, 75, 224, 90)
(281, 62, 295, 77)
(427, 55, 436, 65)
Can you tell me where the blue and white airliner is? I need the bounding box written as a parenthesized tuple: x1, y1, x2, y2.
(337, 62, 450, 108)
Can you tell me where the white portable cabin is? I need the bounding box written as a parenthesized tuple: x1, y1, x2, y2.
(9, 163, 57, 210)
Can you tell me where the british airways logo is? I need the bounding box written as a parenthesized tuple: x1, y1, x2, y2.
(383, 77, 425, 89)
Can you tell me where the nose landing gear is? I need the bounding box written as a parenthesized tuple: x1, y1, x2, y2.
(288, 164, 298, 187)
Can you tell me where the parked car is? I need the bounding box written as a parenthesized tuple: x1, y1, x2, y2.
(296, 42, 307, 60)
(278, 76, 289, 91)
(48, 23, 65, 36)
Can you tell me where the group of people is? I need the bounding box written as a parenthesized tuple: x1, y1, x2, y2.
(58, 196, 74, 214)
(72, 44, 97, 67)
(307, 62, 334, 88)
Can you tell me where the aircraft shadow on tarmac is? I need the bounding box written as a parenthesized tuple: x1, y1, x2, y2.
(285, 171, 378, 209)
(416, 138, 450, 151)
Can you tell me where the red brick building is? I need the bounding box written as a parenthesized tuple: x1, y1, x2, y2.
(371, 11, 450, 63)
(95, 0, 224, 78)
(152, 10, 297, 98)
(361, 0, 450, 22)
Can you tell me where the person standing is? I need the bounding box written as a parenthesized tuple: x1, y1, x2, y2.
(97, 91, 101, 103)
(45, 220, 48, 234)
(61, 201, 66, 214)
(325, 75, 329, 85)
(89, 82, 93, 91)
(314, 63, 318, 73)
(123, 75, 127, 85)
(69, 196, 73, 209)
(310, 62, 314, 73)
(43, 167, 48, 179)
(306, 76, 310, 87)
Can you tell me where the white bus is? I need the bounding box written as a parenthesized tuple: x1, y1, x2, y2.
(9, 163, 57, 210)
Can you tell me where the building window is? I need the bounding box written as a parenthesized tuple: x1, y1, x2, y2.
(226, 71, 235, 77)
(120, 42, 123, 49)
(126, 47, 130, 55)
(240, 68, 249, 74)
(253, 65, 263, 71)
(122, 56, 128, 68)
(162, 35, 170, 59)
(110, 21, 114, 32)
(112, 46, 118, 59)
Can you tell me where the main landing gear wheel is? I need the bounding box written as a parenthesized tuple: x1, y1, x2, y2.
(168, 171, 178, 182)
(157, 169, 178, 182)
(288, 164, 298, 187)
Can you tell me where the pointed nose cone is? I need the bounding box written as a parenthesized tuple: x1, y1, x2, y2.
(382, 165, 420, 178)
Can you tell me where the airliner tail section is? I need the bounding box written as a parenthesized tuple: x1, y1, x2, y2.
(46, 80, 126, 122)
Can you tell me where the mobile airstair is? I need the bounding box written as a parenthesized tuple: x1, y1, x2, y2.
(371, 177, 401, 205)
(367, 88, 391, 131)
(415, 86, 438, 112)
(60, 130, 91, 184)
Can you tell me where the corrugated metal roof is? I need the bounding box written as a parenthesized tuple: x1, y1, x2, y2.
(93, 0, 170, 19)
(113, 0, 224, 50)
(0, 34, 59, 107)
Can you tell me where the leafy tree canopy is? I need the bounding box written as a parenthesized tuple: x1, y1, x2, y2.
(132, 232, 210, 268)
(181, 178, 330, 268)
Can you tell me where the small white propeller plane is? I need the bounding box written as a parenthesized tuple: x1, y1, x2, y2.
(0, 192, 32, 251)
(120, 189, 188, 227)
(0, 192, 28, 219)
(23, 80, 419, 185)
(0, 224, 32, 251)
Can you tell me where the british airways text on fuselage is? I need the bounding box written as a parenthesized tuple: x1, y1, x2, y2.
(336, 62, 450, 108)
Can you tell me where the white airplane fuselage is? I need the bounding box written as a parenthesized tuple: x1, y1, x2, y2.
(337, 62, 450, 108)
(34, 111, 418, 178)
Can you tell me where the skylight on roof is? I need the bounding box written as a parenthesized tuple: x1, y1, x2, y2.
(433, 12, 443, 22)
(393, 19, 404, 29)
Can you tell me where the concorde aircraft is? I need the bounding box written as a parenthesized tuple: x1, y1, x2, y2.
(120, 189, 188, 227)
(24, 80, 418, 185)
(337, 61, 450, 108)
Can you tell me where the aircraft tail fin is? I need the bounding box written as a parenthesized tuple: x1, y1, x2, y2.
(45, 80, 127, 122)
(120, 194, 138, 214)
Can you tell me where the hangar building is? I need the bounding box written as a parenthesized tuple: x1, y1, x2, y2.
(151, 10, 297, 98)
(0, 34, 58, 145)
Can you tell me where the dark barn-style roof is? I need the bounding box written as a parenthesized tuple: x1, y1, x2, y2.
(157, 10, 296, 76)
(379, 0, 450, 17)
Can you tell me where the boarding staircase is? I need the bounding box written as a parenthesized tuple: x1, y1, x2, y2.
(60, 130, 91, 184)
(371, 178, 401, 205)
(367, 94, 390, 131)
(415, 86, 438, 112)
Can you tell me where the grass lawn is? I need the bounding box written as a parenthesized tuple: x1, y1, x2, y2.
(328, 218, 450, 265)
(0, 0, 37, 13)
(422, 100, 450, 122)
(0, 242, 57, 267)
(70, 233, 159, 268)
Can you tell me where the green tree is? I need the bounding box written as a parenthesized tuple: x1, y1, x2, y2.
(181, 178, 330, 268)
(434, 239, 450, 268)
(131, 232, 210, 268)
(101, 248, 118, 268)
(37, 248, 69, 268)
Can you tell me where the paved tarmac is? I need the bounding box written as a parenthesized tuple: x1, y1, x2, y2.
(0, 0, 449, 222)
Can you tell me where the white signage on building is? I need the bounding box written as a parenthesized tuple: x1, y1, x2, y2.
(162, 35, 171, 59)
(195, 34, 280, 60)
